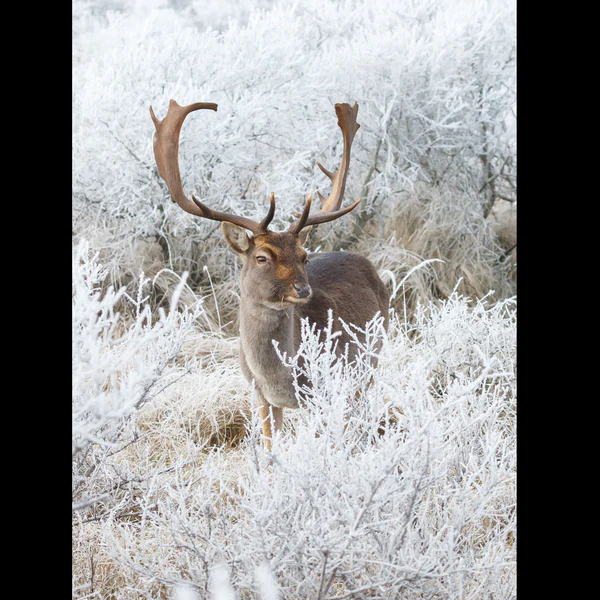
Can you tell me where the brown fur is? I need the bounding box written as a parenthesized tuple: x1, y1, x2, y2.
(223, 226, 389, 450)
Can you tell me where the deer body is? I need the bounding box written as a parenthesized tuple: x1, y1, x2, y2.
(150, 99, 390, 448)
(238, 248, 390, 411)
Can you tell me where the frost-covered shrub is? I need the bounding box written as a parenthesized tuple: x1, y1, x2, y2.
(72, 0, 516, 327)
(72, 1, 516, 597)
(72, 292, 515, 598)
(72, 239, 202, 511)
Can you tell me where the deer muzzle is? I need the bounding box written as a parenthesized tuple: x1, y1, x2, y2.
(292, 284, 312, 299)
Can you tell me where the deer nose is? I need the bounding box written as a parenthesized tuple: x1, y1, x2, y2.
(294, 284, 312, 298)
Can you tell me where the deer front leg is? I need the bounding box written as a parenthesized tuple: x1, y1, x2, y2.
(256, 390, 283, 451)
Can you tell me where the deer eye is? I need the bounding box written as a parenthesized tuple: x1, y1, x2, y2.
(256, 255, 268, 265)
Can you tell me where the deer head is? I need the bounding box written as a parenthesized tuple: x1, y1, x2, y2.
(149, 99, 361, 310)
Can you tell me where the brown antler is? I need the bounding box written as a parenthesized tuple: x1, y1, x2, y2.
(288, 102, 362, 236)
(150, 99, 275, 235)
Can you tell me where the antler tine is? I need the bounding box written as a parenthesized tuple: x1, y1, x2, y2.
(302, 196, 362, 228)
(288, 102, 362, 236)
(150, 99, 272, 235)
(289, 192, 313, 235)
(258, 192, 276, 232)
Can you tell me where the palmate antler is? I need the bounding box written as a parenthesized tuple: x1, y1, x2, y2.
(149, 99, 275, 235)
(288, 102, 362, 236)
(149, 99, 361, 237)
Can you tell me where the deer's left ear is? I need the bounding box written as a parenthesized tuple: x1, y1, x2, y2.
(222, 222, 253, 258)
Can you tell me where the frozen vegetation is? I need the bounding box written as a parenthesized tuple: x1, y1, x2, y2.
(72, 0, 516, 597)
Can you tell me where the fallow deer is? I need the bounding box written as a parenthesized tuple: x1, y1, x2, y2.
(150, 99, 389, 449)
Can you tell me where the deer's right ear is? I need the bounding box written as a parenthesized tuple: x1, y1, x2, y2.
(222, 222, 253, 258)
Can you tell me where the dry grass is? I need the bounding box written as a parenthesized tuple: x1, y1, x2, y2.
(72, 303, 515, 598)
(77, 178, 516, 337)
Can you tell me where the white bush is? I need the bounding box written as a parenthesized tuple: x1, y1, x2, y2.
(72, 290, 515, 598)
(72, 1, 516, 597)
(72, 0, 516, 313)
(72, 239, 202, 511)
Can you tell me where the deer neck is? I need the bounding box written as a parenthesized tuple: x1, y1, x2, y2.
(239, 295, 299, 408)
(240, 296, 296, 366)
